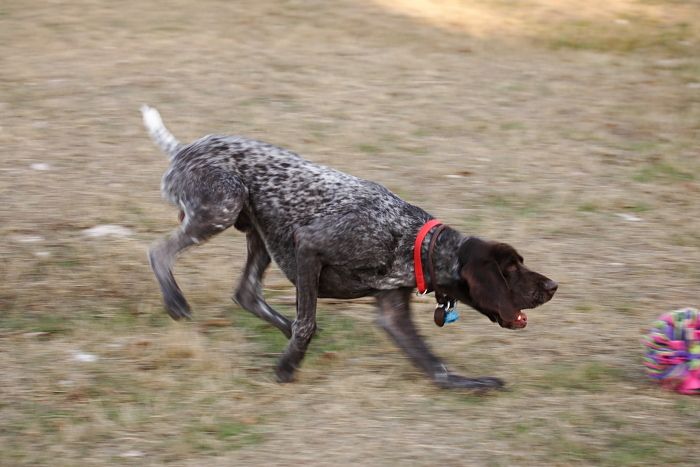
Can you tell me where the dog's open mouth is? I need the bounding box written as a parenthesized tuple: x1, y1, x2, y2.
(498, 311, 527, 329)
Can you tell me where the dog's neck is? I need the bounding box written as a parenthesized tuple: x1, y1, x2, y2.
(423, 227, 465, 290)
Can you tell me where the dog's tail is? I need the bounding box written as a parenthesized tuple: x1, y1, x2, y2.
(140, 105, 182, 159)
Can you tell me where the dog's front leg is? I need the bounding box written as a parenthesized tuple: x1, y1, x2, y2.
(275, 238, 321, 383)
(376, 288, 504, 390)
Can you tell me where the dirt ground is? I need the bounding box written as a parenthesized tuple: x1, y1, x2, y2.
(2, 0, 700, 465)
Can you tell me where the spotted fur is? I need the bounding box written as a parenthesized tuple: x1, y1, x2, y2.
(142, 106, 557, 389)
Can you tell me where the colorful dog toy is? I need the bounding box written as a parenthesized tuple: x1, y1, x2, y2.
(643, 307, 700, 394)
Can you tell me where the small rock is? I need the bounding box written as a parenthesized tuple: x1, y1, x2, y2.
(120, 450, 144, 458)
(616, 213, 641, 222)
(34, 251, 51, 258)
(14, 235, 44, 243)
(30, 163, 50, 171)
(22, 331, 51, 339)
(73, 352, 98, 363)
(687, 82, 700, 89)
(82, 225, 133, 238)
(655, 59, 687, 68)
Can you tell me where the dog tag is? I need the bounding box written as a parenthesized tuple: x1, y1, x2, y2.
(434, 306, 446, 327)
(433, 305, 446, 327)
(434, 302, 459, 327)
(444, 309, 459, 324)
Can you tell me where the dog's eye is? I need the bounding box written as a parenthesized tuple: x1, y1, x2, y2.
(505, 263, 518, 273)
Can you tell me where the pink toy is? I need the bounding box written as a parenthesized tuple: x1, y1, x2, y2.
(643, 308, 700, 394)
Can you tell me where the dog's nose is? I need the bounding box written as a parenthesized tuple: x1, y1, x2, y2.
(544, 280, 558, 294)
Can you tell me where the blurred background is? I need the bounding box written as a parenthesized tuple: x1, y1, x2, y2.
(1, 0, 699, 465)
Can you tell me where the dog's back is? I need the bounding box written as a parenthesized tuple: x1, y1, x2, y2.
(167, 134, 430, 279)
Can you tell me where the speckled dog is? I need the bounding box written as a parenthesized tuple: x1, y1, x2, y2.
(142, 106, 557, 389)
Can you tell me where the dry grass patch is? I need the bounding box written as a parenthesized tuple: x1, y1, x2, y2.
(372, 0, 700, 54)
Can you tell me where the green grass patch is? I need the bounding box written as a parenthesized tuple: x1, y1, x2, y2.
(313, 312, 375, 353)
(543, 413, 665, 465)
(536, 362, 626, 392)
(78, 303, 172, 330)
(540, 17, 692, 54)
(623, 202, 651, 212)
(673, 398, 700, 428)
(357, 143, 380, 155)
(230, 304, 376, 369)
(0, 311, 72, 334)
(547, 434, 602, 464)
(442, 391, 496, 408)
(459, 213, 483, 232)
(231, 306, 291, 355)
(215, 420, 249, 440)
(499, 121, 525, 131)
(403, 145, 429, 156)
(483, 193, 547, 217)
(633, 161, 695, 183)
(619, 140, 666, 156)
(671, 232, 700, 248)
(577, 201, 600, 213)
(188, 418, 264, 452)
(615, 303, 638, 316)
(670, 61, 700, 85)
(603, 432, 667, 466)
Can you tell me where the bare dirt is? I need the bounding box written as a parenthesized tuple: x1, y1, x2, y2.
(2, 0, 700, 465)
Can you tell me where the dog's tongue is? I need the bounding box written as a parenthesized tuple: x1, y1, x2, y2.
(512, 311, 527, 328)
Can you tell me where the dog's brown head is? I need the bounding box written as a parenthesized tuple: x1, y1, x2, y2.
(451, 237, 557, 329)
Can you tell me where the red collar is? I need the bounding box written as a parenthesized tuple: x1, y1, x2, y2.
(413, 219, 443, 294)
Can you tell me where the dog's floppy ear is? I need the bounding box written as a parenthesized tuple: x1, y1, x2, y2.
(458, 238, 518, 323)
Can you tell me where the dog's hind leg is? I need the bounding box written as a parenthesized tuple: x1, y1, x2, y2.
(149, 172, 246, 320)
(233, 228, 293, 338)
(376, 288, 504, 390)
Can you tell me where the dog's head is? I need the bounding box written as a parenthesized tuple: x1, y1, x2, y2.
(451, 237, 557, 329)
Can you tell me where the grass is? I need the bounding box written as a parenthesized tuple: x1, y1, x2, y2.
(1, 314, 56, 334)
(2, 0, 700, 464)
(499, 121, 525, 131)
(577, 201, 600, 213)
(535, 362, 627, 392)
(483, 192, 550, 218)
(603, 433, 669, 466)
(188, 418, 264, 451)
(633, 161, 695, 183)
(543, 17, 692, 54)
(357, 143, 381, 155)
(230, 303, 378, 371)
(230, 306, 292, 355)
(375, 0, 700, 55)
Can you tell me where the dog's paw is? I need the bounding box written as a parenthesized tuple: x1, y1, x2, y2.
(435, 374, 505, 390)
(164, 290, 192, 320)
(275, 364, 297, 384)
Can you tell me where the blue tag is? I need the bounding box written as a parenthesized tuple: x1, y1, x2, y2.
(444, 309, 459, 324)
